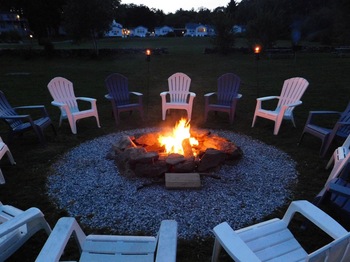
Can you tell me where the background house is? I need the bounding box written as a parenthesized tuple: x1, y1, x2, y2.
(0, 12, 31, 37)
(154, 26, 173, 36)
(130, 26, 148, 37)
(184, 23, 215, 37)
(105, 20, 123, 37)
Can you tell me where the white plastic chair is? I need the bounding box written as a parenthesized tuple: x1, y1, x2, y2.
(160, 72, 196, 120)
(326, 134, 350, 173)
(0, 136, 16, 184)
(47, 77, 101, 134)
(211, 200, 350, 262)
(252, 77, 309, 135)
(36, 218, 177, 262)
(0, 203, 51, 261)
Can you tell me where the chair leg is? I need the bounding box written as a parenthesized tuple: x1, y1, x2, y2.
(297, 132, 305, 146)
(95, 114, 101, 128)
(0, 169, 5, 184)
(162, 109, 167, 121)
(251, 114, 257, 127)
(211, 238, 222, 262)
(6, 150, 16, 165)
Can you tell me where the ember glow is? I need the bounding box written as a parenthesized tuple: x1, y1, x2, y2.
(158, 118, 198, 155)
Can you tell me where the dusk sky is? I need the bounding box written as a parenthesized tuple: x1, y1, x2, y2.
(121, 0, 233, 14)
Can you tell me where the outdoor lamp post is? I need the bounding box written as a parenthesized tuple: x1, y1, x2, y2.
(146, 49, 151, 62)
(254, 45, 261, 97)
(145, 49, 151, 115)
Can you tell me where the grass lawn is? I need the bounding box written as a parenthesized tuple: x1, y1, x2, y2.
(0, 37, 349, 261)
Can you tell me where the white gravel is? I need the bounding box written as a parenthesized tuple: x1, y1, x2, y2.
(46, 128, 298, 240)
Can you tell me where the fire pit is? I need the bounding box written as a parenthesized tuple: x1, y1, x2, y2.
(108, 118, 243, 178)
(47, 128, 298, 240)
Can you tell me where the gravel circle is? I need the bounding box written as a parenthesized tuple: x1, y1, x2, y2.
(46, 128, 298, 240)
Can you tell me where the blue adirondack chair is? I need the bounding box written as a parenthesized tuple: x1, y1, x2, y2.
(204, 73, 242, 124)
(299, 101, 350, 157)
(314, 162, 350, 220)
(105, 73, 144, 126)
(0, 91, 56, 145)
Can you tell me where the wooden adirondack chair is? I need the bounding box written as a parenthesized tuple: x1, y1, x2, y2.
(298, 101, 350, 157)
(0, 203, 51, 261)
(47, 77, 101, 134)
(36, 218, 177, 262)
(160, 72, 196, 120)
(0, 90, 56, 145)
(0, 136, 16, 184)
(211, 200, 350, 262)
(251, 77, 309, 135)
(204, 73, 242, 124)
(104, 73, 144, 126)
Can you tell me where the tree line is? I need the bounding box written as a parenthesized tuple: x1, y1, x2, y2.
(1, 0, 349, 48)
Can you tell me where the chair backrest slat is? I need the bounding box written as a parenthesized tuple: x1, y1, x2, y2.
(105, 73, 130, 105)
(168, 73, 191, 103)
(217, 73, 241, 105)
(47, 77, 79, 111)
(0, 91, 24, 129)
(278, 77, 309, 114)
(338, 102, 350, 136)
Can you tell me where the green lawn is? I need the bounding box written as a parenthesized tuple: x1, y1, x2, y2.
(0, 37, 349, 261)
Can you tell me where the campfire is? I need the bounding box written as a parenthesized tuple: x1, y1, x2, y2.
(109, 118, 243, 178)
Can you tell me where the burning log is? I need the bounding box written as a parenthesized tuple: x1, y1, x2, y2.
(182, 138, 194, 158)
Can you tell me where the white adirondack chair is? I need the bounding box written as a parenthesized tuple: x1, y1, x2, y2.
(36, 218, 177, 262)
(0, 136, 16, 184)
(314, 135, 350, 205)
(47, 77, 101, 134)
(326, 133, 350, 174)
(211, 200, 350, 262)
(0, 203, 51, 261)
(160, 72, 196, 120)
(252, 77, 309, 135)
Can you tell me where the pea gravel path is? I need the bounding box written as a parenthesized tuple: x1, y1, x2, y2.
(46, 128, 298, 240)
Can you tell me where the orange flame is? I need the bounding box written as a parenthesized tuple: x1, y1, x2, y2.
(158, 118, 198, 155)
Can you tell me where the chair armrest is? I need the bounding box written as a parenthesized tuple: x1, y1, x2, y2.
(160, 91, 169, 97)
(212, 222, 261, 262)
(282, 200, 347, 239)
(14, 105, 49, 117)
(51, 101, 66, 107)
(256, 95, 279, 101)
(155, 220, 178, 262)
(189, 92, 196, 97)
(130, 91, 143, 96)
(283, 100, 302, 108)
(105, 94, 112, 100)
(308, 110, 341, 116)
(204, 92, 217, 97)
(0, 207, 51, 238)
(76, 97, 96, 103)
(36, 217, 86, 262)
(14, 105, 45, 110)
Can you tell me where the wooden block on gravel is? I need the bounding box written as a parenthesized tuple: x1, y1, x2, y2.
(165, 173, 201, 189)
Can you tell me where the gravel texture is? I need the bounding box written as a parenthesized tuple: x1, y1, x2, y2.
(46, 128, 298, 240)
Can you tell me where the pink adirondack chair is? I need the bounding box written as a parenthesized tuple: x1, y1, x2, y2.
(252, 77, 309, 135)
(204, 73, 242, 124)
(47, 77, 101, 134)
(160, 73, 196, 121)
